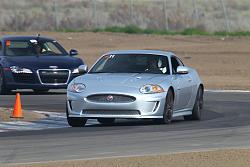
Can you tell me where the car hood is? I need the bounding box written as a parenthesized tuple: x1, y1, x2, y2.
(6, 56, 82, 69)
(73, 73, 170, 88)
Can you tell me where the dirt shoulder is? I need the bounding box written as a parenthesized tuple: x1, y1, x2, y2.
(0, 108, 46, 122)
(1, 31, 250, 90)
(2, 149, 250, 167)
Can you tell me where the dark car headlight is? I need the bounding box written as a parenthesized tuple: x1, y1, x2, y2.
(10, 66, 33, 74)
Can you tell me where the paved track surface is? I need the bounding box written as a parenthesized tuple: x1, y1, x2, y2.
(0, 91, 250, 164)
(0, 90, 66, 112)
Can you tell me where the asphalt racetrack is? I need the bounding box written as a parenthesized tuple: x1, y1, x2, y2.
(0, 91, 250, 164)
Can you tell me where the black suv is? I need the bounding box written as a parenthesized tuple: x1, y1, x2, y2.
(0, 35, 84, 94)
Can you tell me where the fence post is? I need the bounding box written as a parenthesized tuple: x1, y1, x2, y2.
(53, 0, 59, 30)
(219, 0, 230, 32)
(93, 0, 97, 28)
(14, 2, 18, 31)
(130, 0, 134, 25)
(163, 0, 169, 31)
(192, 0, 199, 20)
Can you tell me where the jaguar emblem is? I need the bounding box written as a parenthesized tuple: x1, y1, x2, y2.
(106, 95, 114, 102)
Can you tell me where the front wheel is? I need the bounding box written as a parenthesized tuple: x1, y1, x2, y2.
(184, 86, 203, 121)
(153, 89, 174, 124)
(0, 68, 11, 95)
(67, 117, 87, 127)
(66, 104, 87, 127)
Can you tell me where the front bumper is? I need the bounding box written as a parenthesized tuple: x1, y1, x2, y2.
(6, 82, 69, 89)
(4, 69, 80, 90)
(67, 91, 167, 119)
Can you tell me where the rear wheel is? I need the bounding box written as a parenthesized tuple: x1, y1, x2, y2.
(0, 68, 11, 95)
(97, 118, 115, 126)
(153, 89, 174, 124)
(66, 104, 87, 127)
(184, 86, 203, 121)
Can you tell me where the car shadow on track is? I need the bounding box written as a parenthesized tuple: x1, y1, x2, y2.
(87, 108, 224, 128)
(85, 109, 223, 128)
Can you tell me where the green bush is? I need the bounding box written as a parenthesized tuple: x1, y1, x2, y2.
(56, 25, 250, 37)
(181, 28, 210, 35)
(103, 26, 143, 34)
(95, 26, 211, 36)
(56, 28, 85, 32)
(214, 31, 250, 36)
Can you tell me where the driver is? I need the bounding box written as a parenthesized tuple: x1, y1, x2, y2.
(146, 58, 162, 74)
(35, 44, 43, 55)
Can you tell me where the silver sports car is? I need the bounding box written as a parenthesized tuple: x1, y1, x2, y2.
(66, 50, 204, 127)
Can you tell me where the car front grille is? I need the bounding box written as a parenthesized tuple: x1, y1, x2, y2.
(87, 94, 136, 103)
(13, 73, 35, 83)
(83, 110, 140, 115)
(37, 69, 70, 85)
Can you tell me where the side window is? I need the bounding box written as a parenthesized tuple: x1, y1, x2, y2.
(171, 56, 181, 74)
(176, 57, 184, 66)
(43, 42, 62, 54)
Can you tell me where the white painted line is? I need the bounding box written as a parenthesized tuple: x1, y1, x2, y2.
(205, 89, 250, 93)
(34, 110, 66, 118)
(0, 111, 99, 133)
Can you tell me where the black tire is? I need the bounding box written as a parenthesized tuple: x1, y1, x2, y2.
(67, 117, 87, 127)
(184, 86, 203, 121)
(66, 103, 87, 127)
(33, 89, 50, 93)
(0, 67, 11, 95)
(153, 89, 174, 124)
(97, 118, 115, 126)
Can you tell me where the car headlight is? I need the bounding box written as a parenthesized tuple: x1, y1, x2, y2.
(72, 68, 79, 74)
(140, 84, 164, 94)
(10, 66, 33, 74)
(68, 83, 86, 93)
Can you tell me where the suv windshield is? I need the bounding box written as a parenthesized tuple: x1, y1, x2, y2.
(4, 40, 66, 56)
(89, 54, 170, 74)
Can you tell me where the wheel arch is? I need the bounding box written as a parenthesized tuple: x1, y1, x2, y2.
(199, 83, 204, 94)
(168, 86, 175, 101)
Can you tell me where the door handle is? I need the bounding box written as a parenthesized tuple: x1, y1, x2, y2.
(188, 79, 192, 82)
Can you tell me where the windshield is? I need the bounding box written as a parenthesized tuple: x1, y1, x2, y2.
(89, 54, 170, 74)
(4, 40, 67, 56)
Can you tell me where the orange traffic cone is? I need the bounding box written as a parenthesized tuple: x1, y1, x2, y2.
(10, 93, 24, 118)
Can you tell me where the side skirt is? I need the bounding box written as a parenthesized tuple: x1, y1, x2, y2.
(173, 108, 192, 117)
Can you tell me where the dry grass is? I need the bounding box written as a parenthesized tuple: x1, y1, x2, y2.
(1, 31, 250, 90)
(0, 0, 250, 32)
(2, 149, 250, 167)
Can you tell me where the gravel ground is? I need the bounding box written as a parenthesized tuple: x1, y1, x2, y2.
(2, 149, 250, 167)
(0, 108, 46, 122)
(1, 31, 250, 90)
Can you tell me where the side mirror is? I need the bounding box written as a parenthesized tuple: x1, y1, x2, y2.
(69, 49, 78, 56)
(78, 65, 88, 74)
(176, 66, 189, 74)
